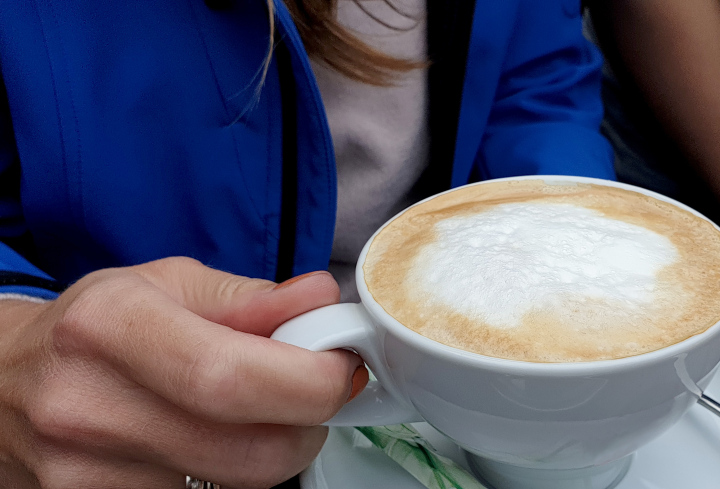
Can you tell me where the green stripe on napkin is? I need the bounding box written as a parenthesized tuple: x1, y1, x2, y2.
(355, 425, 488, 489)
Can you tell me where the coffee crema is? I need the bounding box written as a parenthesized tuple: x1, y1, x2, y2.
(363, 179, 720, 362)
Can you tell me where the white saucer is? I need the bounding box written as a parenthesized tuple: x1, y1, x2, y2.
(301, 371, 720, 489)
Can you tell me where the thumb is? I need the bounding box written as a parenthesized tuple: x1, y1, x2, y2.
(132, 257, 340, 336)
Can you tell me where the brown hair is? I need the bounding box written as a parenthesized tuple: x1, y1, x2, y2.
(271, 0, 424, 86)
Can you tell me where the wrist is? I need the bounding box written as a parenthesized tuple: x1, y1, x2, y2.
(0, 300, 51, 487)
(0, 299, 49, 349)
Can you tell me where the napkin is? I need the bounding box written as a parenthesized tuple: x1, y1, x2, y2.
(354, 424, 488, 489)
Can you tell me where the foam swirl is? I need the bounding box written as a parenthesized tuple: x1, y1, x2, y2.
(409, 203, 677, 329)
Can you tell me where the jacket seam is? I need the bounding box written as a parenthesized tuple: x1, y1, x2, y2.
(187, 0, 268, 230)
(273, 2, 336, 268)
(46, 0, 87, 235)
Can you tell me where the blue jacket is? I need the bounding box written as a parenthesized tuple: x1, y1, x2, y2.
(0, 0, 614, 299)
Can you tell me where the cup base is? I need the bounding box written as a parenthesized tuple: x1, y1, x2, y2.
(465, 453, 633, 489)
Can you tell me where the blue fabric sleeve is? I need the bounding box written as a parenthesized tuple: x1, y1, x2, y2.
(476, 0, 616, 180)
(0, 248, 61, 300)
(0, 81, 60, 300)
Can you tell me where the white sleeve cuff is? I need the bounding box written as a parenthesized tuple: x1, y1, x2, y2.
(0, 293, 49, 304)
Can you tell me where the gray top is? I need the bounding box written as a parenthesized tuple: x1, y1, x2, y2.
(312, 0, 429, 302)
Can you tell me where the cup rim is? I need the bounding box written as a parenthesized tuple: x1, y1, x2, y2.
(355, 175, 720, 375)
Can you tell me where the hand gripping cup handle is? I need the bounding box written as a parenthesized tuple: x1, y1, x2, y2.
(271, 303, 422, 426)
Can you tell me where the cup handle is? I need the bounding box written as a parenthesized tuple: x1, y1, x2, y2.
(271, 303, 423, 426)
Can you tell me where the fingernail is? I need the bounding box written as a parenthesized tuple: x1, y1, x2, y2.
(347, 365, 369, 403)
(273, 271, 330, 290)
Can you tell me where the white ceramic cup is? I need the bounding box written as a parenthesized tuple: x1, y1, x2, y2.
(271, 176, 720, 489)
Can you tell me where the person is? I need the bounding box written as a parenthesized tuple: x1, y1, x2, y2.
(0, 0, 614, 487)
(586, 0, 720, 223)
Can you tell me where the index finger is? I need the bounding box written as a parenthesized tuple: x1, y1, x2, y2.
(57, 268, 363, 426)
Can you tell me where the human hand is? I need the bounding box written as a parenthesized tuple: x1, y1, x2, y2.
(0, 257, 366, 488)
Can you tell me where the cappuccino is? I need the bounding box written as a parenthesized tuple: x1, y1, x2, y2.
(363, 179, 720, 362)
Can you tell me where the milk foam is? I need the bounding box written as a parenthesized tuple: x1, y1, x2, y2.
(364, 180, 720, 362)
(407, 203, 678, 329)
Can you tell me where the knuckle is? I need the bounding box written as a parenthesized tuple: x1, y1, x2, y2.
(27, 372, 111, 451)
(53, 270, 139, 353)
(139, 255, 203, 278)
(235, 432, 277, 488)
(182, 346, 239, 418)
(242, 463, 287, 489)
(215, 275, 250, 304)
(35, 470, 61, 489)
(35, 469, 69, 489)
(311, 357, 352, 424)
(130, 256, 208, 297)
(312, 394, 344, 426)
(216, 274, 273, 302)
(162, 255, 203, 268)
(54, 295, 96, 352)
(234, 426, 326, 488)
(27, 380, 84, 442)
(34, 458, 85, 489)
